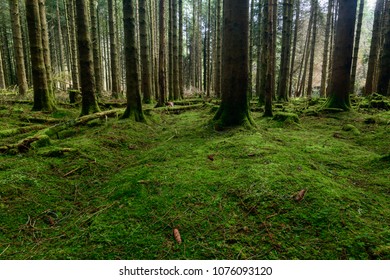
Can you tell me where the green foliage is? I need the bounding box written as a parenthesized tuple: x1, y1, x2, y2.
(0, 99, 389, 260)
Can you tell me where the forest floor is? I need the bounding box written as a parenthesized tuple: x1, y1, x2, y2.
(0, 93, 389, 260)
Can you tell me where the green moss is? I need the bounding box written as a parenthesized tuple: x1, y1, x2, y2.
(273, 112, 300, 124)
(0, 100, 389, 260)
(342, 124, 361, 135)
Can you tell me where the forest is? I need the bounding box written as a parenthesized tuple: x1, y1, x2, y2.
(0, 0, 389, 260)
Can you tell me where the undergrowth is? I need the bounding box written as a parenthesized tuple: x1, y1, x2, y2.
(0, 96, 389, 260)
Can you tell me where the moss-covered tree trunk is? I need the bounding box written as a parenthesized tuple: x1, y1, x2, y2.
(26, 0, 55, 112)
(325, 0, 358, 110)
(122, 0, 145, 121)
(75, 0, 100, 116)
(377, 0, 390, 96)
(9, 0, 28, 96)
(139, 0, 153, 104)
(213, 0, 253, 127)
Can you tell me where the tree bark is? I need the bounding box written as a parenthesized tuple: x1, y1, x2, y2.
(65, 0, 80, 90)
(289, 0, 300, 98)
(214, 0, 222, 98)
(9, 0, 28, 96)
(156, 0, 167, 107)
(307, 0, 318, 99)
(350, 0, 365, 94)
(172, 0, 180, 100)
(108, 0, 121, 98)
(264, 0, 274, 116)
(213, 0, 253, 127)
(122, 0, 145, 120)
(26, 0, 55, 111)
(377, 0, 390, 96)
(90, 0, 103, 96)
(326, 0, 358, 110)
(365, 0, 384, 95)
(320, 0, 334, 97)
(38, 0, 53, 95)
(277, 0, 294, 102)
(0, 48, 5, 89)
(75, 0, 100, 115)
(139, 0, 153, 103)
(178, 0, 184, 99)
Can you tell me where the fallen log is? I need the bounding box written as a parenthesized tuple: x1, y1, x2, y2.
(0, 125, 47, 139)
(0, 109, 124, 153)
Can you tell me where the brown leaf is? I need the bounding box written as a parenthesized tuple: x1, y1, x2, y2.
(173, 228, 182, 244)
(294, 189, 307, 202)
(207, 154, 214, 161)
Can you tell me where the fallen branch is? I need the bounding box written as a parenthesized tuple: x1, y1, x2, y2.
(154, 103, 205, 114)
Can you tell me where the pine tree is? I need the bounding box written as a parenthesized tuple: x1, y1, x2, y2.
(326, 0, 358, 110)
(26, 0, 55, 111)
(9, 0, 28, 96)
(122, 0, 145, 120)
(75, 0, 100, 115)
(213, 0, 253, 127)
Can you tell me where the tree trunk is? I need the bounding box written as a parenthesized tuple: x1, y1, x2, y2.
(75, 0, 100, 115)
(307, 0, 318, 99)
(178, 0, 184, 99)
(277, 0, 294, 102)
(156, 0, 167, 107)
(377, 0, 390, 96)
(122, 0, 145, 120)
(26, 0, 55, 111)
(365, 0, 384, 95)
(255, 0, 263, 98)
(214, 0, 222, 98)
(214, 0, 253, 127)
(326, 0, 358, 110)
(65, 0, 80, 90)
(38, 0, 53, 96)
(56, 0, 66, 79)
(264, 0, 274, 116)
(289, 0, 300, 98)
(326, 1, 337, 97)
(320, 0, 334, 97)
(139, 0, 153, 103)
(9, 0, 28, 96)
(248, 0, 255, 99)
(0, 48, 5, 89)
(108, 0, 121, 98)
(349, 0, 364, 94)
(172, 0, 180, 100)
(90, 0, 103, 97)
(296, 8, 313, 98)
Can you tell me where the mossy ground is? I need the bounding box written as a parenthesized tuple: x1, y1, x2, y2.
(0, 95, 389, 260)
